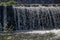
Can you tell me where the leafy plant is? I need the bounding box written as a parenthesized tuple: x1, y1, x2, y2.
(3, 22, 14, 33)
(0, 0, 18, 5)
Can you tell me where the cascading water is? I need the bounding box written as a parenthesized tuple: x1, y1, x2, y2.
(13, 6, 60, 31)
(0, 5, 60, 32)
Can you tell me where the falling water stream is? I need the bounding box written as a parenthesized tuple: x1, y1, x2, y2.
(13, 6, 60, 31)
(0, 6, 60, 32)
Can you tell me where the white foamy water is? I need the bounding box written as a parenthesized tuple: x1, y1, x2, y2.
(19, 29, 60, 35)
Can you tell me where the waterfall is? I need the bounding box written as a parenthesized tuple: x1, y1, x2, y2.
(13, 6, 60, 31)
(0, 6, 60, 32)
(3, 6, 7, 29)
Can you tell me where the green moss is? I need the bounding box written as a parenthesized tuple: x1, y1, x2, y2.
(0, 33, 59, 40)
(0, 0, 19, 6)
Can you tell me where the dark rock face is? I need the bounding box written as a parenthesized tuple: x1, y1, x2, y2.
(6, 6, 16, 31)
(0, 0, 60, 4)
(0, 6, 15, 32)
(15, 0, 54, 4)
(0, 6, 4, 31)
(54, 0, 60, 4)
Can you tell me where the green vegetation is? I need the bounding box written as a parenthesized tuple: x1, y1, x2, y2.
(0, 0, 27, 5)
(2, 23, 15, 40)
(0, 0, 19, 5)
(3, 23, 14, 33)
(1, 33, 60, 40)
